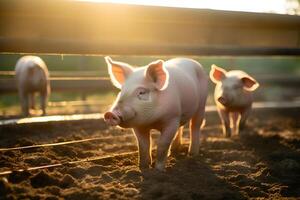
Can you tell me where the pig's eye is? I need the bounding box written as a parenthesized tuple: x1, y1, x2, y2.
(136, 88, 150, 101)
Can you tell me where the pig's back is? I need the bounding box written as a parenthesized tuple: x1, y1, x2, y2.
(164, 58, 208, 123)
(165, 58, 207, 91)
(15, 56, 48, 74)
(15, 56, 49, 92)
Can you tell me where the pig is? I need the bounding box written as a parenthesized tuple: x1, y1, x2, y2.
(15, 56, 50, 116)
(104, 57, 208, 171)
(209, 64, 259, 137)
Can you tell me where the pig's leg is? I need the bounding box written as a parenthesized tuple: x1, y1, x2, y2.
(156, 120, 179, 171)
(40, 90, 47, 116)
(171, 126, 183, 153)
(239, 106, 251, 131)
(134, 128, 152, 169)
(218, 108, 231, 137)
(231, 112, 240, 135)
(189, 106, 205, 156)
(29, 93, 35, 110)
(19, 90, 29, 116)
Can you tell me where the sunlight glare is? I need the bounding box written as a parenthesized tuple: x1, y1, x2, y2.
(79, 0, 293, 14)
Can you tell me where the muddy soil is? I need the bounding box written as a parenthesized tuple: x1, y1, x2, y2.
(0, 108, 299, 200)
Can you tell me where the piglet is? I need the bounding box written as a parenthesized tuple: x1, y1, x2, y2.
(15, 56, 50, 116)
(104, 57, 208, 171)
(210, 64, 259, 137)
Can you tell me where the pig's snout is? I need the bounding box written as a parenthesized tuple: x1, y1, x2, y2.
(218, 96, 227, 105)
(104, 111, 121, 126)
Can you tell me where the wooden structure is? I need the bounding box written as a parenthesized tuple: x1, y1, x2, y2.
(0, 0, 300, 56)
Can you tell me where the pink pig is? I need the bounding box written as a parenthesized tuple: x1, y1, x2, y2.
(15, 56, 50, 116)
(210, 64, 259, 137)
(104, 57, 208, 171)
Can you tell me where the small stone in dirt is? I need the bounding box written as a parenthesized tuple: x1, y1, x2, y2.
(86, 165, 102, 176)
(30, 171, 60, 188)
(8, 171, 32, 184)
(60, 174, 77, 188)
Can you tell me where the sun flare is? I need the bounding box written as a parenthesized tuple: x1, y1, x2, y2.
(78, 0, 299, 15)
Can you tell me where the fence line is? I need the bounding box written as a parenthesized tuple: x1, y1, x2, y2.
(0, 74, 299, 93)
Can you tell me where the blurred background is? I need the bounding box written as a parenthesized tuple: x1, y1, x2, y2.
(1, 54, 300, 118)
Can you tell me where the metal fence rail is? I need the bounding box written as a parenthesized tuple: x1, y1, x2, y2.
(1, 0, 300, 56)
(0, 74, 299, 93)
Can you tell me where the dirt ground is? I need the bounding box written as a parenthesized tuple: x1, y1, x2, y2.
(0, 108, 299, 200)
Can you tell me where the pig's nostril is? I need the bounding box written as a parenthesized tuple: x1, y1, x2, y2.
(112, 115, 118, 120)
(104, 112, 121, 126)
(104, 112, 113, 120)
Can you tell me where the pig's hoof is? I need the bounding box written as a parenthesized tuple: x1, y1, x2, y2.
(155, 163, 165, 172)
(139, 164, 151, 170)
(239, 124, 247, 131)
(224, 132, 231, 138)
(239, 129, 248, 137)
(188, 150, 199, 157)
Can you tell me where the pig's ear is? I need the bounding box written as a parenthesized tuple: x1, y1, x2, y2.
(105, 56, 134, 89)
(210, 64, 227, 84)
(145, 60, 169, 91)
(241, 76, 259, 91)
